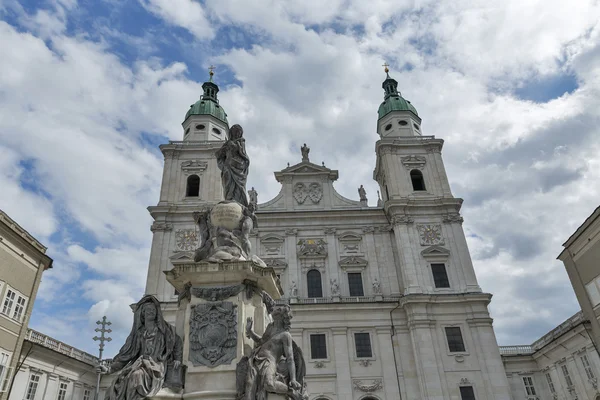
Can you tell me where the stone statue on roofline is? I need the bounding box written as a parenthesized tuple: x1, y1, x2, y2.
(301, 143, 310, 162)
(97, 295, 183, 400)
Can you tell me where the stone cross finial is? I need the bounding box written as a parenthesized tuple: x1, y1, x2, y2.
(93, 316, 112, 400)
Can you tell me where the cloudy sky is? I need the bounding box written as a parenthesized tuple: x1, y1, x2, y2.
(1, 0, 600, 356)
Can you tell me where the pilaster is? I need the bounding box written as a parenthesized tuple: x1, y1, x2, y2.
(331, 327, 352, 399)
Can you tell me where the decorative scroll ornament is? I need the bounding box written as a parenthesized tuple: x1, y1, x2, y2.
(358, 359, 372, 367)
(150, 222, 173, 232)
(443, 213, 464, 224)
(191, 281, 258, 302)
(417, 224, 444, 246)
(175, 229, 199, 251)
(181, 160, 208, 173)
(392, 215, 414, 225)
(401, 155, 427, 170)
(353, 379, 383, 393)
(189, 301, 237, 367)
(314, 361, 325, 368)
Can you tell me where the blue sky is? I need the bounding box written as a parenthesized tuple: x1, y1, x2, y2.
(1, 0, 600, 356)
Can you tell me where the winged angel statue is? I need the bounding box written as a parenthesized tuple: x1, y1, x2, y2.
(236, 303, 308, 400)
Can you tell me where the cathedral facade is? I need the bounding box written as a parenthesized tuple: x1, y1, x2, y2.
(143, 72, 512, 400)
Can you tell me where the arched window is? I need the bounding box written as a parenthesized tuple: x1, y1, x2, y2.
(186, 175, 200, 197)
(307, 270, 323, 298)
(410, 169, 426, 191)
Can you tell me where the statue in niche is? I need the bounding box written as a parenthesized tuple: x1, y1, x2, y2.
(98, 295, 183, 399)
(216, 124, 250, 207)
(236, 305, 308, 400)
(248, 187, 258, 208)
(301, 143, 310, 162)
(330, 279, 339, 296)
(372, 278, 382, 294)
(358, 185, 367, 202)
(290, 281, 298, 298)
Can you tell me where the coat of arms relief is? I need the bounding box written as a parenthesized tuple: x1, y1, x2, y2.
(189, 302, 237, 367)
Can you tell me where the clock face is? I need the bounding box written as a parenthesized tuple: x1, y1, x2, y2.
(418, 224, 443, 245)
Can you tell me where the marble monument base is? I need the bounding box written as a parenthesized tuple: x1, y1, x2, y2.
(162, 260, 283, 400)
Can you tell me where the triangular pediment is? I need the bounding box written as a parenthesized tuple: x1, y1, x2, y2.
(339, 256, 368, 267)
(170, 251, 195, 263)
(420, 245, 450, 258)
(274, 161, 339, 183)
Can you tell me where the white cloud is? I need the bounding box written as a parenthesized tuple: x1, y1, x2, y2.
(140, 0, 213, 39)
(4, 0, 600, 352)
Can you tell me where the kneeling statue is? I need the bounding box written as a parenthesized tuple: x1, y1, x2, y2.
(236, 305, 308, 400)
(97, 295, 183, 400)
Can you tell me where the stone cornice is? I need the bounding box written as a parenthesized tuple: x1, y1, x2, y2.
(0, 211, 49, 256)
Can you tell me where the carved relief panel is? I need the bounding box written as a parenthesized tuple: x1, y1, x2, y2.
(338, 232, 363, 255)
(297, 238, 327, 258)
(260, 234, 285, 256)
(293, 182, 323, 204)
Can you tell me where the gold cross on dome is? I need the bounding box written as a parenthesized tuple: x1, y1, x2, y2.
(208, 65, 216, 81)
(382, 62, 390, 74)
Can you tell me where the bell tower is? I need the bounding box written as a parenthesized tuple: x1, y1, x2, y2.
(373, 65, 480, 295)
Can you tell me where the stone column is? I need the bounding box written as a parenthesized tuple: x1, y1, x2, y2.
(285, 229, 299, 302)
(376, 327, 401, 398)
(392, 219, 420, 294)
(444, 218, 481, 292)
(331, 327, 352, 399)
(406, 306, 443, 399)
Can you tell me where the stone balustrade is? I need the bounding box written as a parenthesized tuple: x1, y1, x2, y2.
(26, 329, 99, 365)
(498, 345, 534, 355)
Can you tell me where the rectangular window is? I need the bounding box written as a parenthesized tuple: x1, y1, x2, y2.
(561, 364, 574, 387)
(2, 290, 15, 316)
(0, 352, 10, 392)
(545, 372, 555, 394)
(431, 263, 450, 288)
(354, 332, 372, 358)
(581, 354, 595, 380)
(459, 386, 476, 400)
(522, 376, 536, 396)
(57, 382, 68, 400)
(445, 327, 466, 352)
(13, 296, 26, 321)
(310, 334, 327, 359)
(348, 273, 364, 297)
(25, 374, 40, 400)
(83, 389, 91, 400)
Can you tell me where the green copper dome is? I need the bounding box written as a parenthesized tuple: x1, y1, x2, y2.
(184, 79, 228, 124)
(377, 72, 418, 119)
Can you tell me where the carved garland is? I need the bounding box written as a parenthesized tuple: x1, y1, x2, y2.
(401, 155, 427, 170)
(353, 379, 383, 392)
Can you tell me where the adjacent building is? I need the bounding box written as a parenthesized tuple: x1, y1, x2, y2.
(8, 329, 98, 400)
(559, 206, 600, 352)
(0, 211, 52, 399)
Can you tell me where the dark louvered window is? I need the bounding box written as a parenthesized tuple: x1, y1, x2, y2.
(348, 273, 364, 296)
(431, 263, 450, 288)
(186, 175, 200, 197)
(445, 327, 466, 352)
(310, 334, 327, 359)
(307, 270, 323, 298)
(354, 333, 372, 358)
(459, 386, 476, 400)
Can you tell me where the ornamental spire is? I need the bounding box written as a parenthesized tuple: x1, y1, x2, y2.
(201, 65, 219, 103)
(208, 65, 215, 82)
(381, 62, 400, 100)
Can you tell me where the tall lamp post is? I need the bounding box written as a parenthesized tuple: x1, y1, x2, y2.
(93, 316, 112, 400)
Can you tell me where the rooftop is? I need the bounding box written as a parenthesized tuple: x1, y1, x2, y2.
(26, 329, 98, 366)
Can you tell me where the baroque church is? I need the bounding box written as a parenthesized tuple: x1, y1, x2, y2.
(5, 70, 600, 400)
(143, 69, 512, 400)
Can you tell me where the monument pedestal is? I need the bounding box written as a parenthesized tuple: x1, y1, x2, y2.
(162, 260, 283, 400)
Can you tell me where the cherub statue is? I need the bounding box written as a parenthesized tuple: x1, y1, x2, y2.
(236, 305, 308, 400)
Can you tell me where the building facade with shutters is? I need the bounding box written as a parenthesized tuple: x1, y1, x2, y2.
(0, 211, 52, 400)
(142, 72, 513, 400)
(7, 329, 98, 400)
